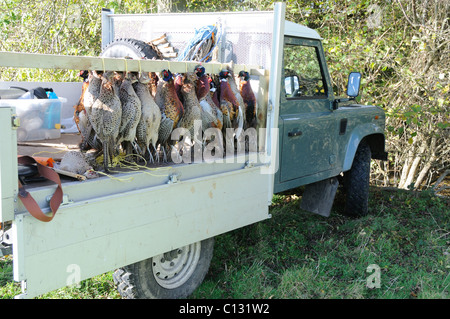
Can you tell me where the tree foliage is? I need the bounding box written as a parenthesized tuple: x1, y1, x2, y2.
(0, 0, 448, 190)
(280, 0, 449, 190)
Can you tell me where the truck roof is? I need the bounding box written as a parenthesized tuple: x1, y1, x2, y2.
(284, 20, 322, 40)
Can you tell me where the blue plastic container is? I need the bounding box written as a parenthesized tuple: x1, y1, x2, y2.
(44, 91, 61, 130)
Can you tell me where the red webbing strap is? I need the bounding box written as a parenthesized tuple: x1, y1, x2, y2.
(17, 155, 63, 222)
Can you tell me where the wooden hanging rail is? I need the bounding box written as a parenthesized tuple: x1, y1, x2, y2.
(0, 51, 265, 76)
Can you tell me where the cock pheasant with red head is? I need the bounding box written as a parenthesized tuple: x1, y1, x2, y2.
(155, 69, 184, 162)
(238, 70, 257, 129)
(195, 65, 223, 131)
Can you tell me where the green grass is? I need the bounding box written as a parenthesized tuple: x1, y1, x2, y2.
(1, 187, 449, 299)
(193, 187, 450, 299)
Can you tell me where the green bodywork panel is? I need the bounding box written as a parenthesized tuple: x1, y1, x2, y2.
(274, 37, 385, 193)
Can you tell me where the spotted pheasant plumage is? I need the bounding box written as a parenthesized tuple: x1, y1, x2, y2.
(117, 72, 142, 153)
(134, 74, 161, 163)
(79, 71, 103, 151)
(178, 72, 202, 139)
(90, 71, 122, 171)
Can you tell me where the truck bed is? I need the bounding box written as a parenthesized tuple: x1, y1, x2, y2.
(17, 132, 174, 177)
(18, 133, 82, 161)
(17, 133, 263, 188)
(17, 133, 177, 191)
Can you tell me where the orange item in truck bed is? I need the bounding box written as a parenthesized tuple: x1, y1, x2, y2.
(18, 156, 55, 167)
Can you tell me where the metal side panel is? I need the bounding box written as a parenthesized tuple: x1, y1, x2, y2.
(104, 10, 275, 69)
(12, 166, 271, 299)
(265, 2, 285, 203)
(0, 106, 19, 223)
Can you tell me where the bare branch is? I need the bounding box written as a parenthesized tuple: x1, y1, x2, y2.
(396, 0, 420, 28)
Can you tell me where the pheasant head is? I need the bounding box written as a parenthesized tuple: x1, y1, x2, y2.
(194, 65, 205, 78)
(161, 69, 173, 82)
(238, 70, 250, 81)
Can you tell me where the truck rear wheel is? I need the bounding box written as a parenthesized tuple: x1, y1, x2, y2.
(343, 142, 371, 216)
(113, 238, 214, 299)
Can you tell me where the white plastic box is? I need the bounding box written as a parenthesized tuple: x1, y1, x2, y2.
(0, 98, 66, 141)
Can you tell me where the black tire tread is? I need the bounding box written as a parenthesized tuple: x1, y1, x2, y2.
(344, 142, 371, 216)
(113, 238, 214, 299)
(101, 38, 162, 60)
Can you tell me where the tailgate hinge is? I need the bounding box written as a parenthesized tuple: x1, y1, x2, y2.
(167, 174, 180, 184)
(46, 194, 72, 206)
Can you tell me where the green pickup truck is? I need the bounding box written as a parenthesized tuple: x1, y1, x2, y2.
(0, 2, 386, 298)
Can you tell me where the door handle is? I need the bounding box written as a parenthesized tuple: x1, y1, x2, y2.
(288, 130, 303, 137)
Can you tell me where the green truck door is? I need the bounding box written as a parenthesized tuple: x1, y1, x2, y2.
(279, 37, 337, 183)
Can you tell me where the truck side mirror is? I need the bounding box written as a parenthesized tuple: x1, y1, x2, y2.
(284, 75, 300, 97)
(346, 72, 361, 98)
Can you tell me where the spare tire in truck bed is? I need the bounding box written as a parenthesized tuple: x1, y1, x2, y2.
(101, 38, 162, 60)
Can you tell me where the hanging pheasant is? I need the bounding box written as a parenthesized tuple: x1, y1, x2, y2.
(90, 71, 122, 172)
(134, 72, 162, 163)
(155, 69, 184, 162)
(238, 70, 257, 129)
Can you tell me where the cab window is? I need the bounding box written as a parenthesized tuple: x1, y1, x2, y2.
(283, 42, 327, 99)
